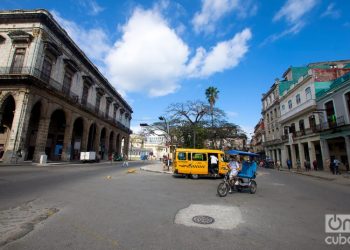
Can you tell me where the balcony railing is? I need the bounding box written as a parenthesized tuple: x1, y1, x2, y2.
(0, 66, 132, 134)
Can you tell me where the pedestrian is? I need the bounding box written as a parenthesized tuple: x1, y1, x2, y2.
(333, 158, 341, 175)
(346, 162, 349, 172)
(327, 158, 334, 174)
(209, 154, 218, 175)
(122, 154, 128, 167)
(296, 159, 301, 171)
(304, 160, 310, 172)
(276, 160, 281, 171)
(312, 159, 318, 171)
(287, 159, 292, 171)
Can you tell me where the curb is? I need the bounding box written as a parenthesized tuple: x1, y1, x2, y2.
(139, 167, 173, 175)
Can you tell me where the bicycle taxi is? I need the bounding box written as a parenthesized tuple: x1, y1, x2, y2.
(217, 149, 259, 197)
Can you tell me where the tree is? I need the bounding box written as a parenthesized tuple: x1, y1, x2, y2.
(167, 100, 209, 148)
(205, 86, 219, 148)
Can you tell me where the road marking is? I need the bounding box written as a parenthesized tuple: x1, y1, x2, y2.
(174, 204, 243, 230)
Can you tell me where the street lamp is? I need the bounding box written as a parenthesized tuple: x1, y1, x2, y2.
(159, 116, 171, 170)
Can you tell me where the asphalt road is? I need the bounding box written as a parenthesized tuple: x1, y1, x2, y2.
(1, 162, 350, 250)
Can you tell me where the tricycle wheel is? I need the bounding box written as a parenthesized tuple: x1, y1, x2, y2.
(250, 180, 257, 194)
(217, 182, 229, 197)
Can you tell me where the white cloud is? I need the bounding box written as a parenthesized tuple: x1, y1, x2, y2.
(52, 11, 110, 63)
(105, 8, 189, 97)
(187, 28, 252, 77)
(264, 0, 318, 44)
(192, 0, 239, 34)
(274, 0, 317, 24)
(78, 0, 104, 16)
(321, 3, 341, 19)
(52, 8, 252, 98)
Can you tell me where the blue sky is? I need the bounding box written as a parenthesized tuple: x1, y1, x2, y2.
(2, 0, 350, 136)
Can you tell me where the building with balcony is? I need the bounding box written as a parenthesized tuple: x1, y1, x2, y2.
(251, 118, 265, 155)
(0, 9, 132, 163)
(316, 72, 350, 171)
(261, 79, 282, 162)
(278, 61, 350, 169)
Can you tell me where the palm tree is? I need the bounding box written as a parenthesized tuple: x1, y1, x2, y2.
(205, 86, 219, 148)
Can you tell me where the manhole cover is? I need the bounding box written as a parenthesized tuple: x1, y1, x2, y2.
(192, 215, 215, 224)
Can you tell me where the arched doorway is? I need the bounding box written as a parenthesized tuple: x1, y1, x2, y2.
(116, 134, 120, 156)
(109, 131, 114, 157)
(121, 137, 125, 155)
(25, 101, 41, 160)
(71, 117, 84, 160)
(100, 128, 106, 159)
(87, 123, 96, 151)
(0, 95, 16, 160)
(46, 109, 66, 160)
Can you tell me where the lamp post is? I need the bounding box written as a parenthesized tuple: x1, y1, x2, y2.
(158, 116, 171, 170)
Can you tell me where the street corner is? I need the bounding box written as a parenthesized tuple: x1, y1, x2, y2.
(174, 204, 243, 230)
(0, 200, 60, 247)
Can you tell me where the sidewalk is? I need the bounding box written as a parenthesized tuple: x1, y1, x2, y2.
(0, 160, 118, 168)
(279, 167, 350, 185)
(139, 161, 173, 174)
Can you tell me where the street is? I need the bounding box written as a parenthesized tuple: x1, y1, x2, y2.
(1, 162, 350, 250)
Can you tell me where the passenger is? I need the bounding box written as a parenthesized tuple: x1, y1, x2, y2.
(227, 155, 240, 193)
(209, 154, 218, 175)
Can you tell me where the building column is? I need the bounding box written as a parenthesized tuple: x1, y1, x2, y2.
(308, 141, 316, 166)
(81, 119, 91, 152)
(298, 143, 305, 169)
(281, 146, 288, 168)
(94, 125, 101, 155)
(344, 136, 350, 170)
(291, 144, 297, 169)
(320, 139, 330, 170)
(61, 112, 73, 161)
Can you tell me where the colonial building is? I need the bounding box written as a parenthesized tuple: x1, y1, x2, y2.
(279, 61, 350, 169)
(0, 9, 132, 163)
(261, 79, 282, 162)
(316, 72, 350, 171)
(251, 118, 265, 155)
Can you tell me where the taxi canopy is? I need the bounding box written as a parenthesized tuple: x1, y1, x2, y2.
(225, 149, 259, 157)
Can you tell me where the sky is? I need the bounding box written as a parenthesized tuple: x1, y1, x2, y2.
(2, 0, 350, 137)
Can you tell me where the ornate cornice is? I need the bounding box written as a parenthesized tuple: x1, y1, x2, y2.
(8, 30, 33, 44)
(43, 40, 62, 57)
(63, 58, 79, 72)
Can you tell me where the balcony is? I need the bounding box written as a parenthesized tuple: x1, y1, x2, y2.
(279, 98, 316, 123)
(0, 66, 132, 134)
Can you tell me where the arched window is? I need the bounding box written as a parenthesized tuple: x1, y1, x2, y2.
(288, 100, 292, 109)
(305, 87, 312, 100)
(296, 94, 301, 104)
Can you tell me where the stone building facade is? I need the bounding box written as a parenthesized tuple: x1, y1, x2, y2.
(261, 80, 282, 162)
(0, 9, 132, 163)
(258, 60, 350, 170)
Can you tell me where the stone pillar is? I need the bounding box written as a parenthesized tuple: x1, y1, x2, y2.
(320, 139, 330, 170)
(298, 143, 305, 169)
(111, 131, 116, 152)
(94, 125, 101, 155)
(291, 144, 297, 169)
(61, 112, 73, 161)
(33, 115, 50, 163)
(344, 136, 350, 169)
(281, 146, 288, 168)
(81, 119, 90, 152)
(308, 141, 316, 166)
